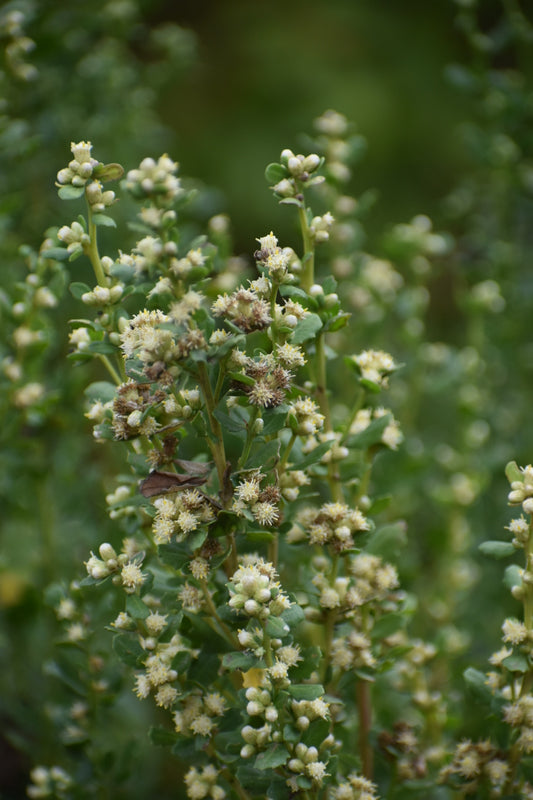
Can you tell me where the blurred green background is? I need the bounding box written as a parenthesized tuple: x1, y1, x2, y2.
(2, 0, 533, 796)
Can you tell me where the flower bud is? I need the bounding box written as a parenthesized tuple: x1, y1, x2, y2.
(265, 706, 278, 722)
(244, 599, 261, 617)
(303, 153, 320, 172)
(288, 758, 304, 773)
(99, 543, 117, 561)
(524, 498, 533, 515)
(253, 418, 264, 434)
(273, 179, 295, 197)
(246, 701, 263, 716)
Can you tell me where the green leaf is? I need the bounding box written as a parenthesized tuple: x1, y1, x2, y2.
(302, 718, 330, 748)
(479, 540, 516, 559)
(92, 213, 117, 228)
(463, 667, 492, 705)
(69, 282, 91, 299)
(172, 650, 192, 675)
(267, 776, 288, 800)
(502, 653, 529, 673)
(504, 564, 523, 591)
(290, 646, 321, 682)
(126, 595, 151, 620)
(110, 263, 135, 282)
(58, 184, 85, 200)
(112, 634, 145, 667)
(87, 340, 117, 355)
(289, 440, 333, 471)
(245, 439, 281, 469)
(265, 616, 290, 638)
(245, 530, 275, 542)
(43, 660, 86, 696)
(84, 381, 116, 403)
(264, 163, 288, 183)
(325, 312, 350, 332)
(222, 652, 263, 671)
(41, 247, 69, 261)
(279, 285, 315, 305)
(291, 313, 323, 344)
(367, 522, 407, 560)
(149, 726, 177, 747)
(262, 406, 289, 435)
(281, 603, 305, 628)
(371, 613, 406, 639)
(288, 684, 325, 700)
(279, 197, 303, 207)
(236, 767, 271, 794)
(213, 409, 247, 434)
(158, 543, 190, 570)
(254, 744, 290, 770)
(322, 275, 338, 294)
(505, 461, 522, 484)
(345, 414, 392, 450)
(188, 528, 208, 551)
(94, 162, 124, 182)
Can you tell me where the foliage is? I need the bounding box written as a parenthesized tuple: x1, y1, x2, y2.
(2, 1, 533, 799)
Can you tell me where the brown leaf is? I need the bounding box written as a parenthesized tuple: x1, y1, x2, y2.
(139, 470, 207, 498)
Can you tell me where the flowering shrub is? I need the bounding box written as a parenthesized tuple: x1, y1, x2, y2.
(3, 2, 533, 798)
(10, 102, 533, 797)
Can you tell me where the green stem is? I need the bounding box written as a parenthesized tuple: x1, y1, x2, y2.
(213, 357, 228, 405)
(315, 334, 331, 431)
(200, 579, 240, 649)
(339, 389, 366, 446)
(98, 354, 122, 385)
(197, 361, 229, 501)
(356, 678, 373, 779)
(238, 407, 259, 470)
(278, 432, 297, 472)
(523, 520, 533, 630)
(262, 626, 273, 668)
(267, 532, 278, 570)
(298, 202, 315, 292)
(86, 205, 107, 287)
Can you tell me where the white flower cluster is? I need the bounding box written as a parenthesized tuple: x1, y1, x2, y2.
(506, 515, 530, 547)
(508, 465, 533, 516)
(255, 231, 293, 281)
(85, 179, 116, 212)
(56, 141, 99, 187)
(57, 221, 89, 254)
(330, 772, 380, 800)
(133, 633, 192, 710)
(313, 109, 353, 183)
(293, 502, 370, 550)
(27, 765, 72, 799)
(287, 742, 329, 786)
(152, 489, 216, 544)
(184, 765, 225, 800)
(352, 349, 397, 388)
(228, 560, 291, 621)
(124, 155, 182, 204)
(289, 397, 325, 436)
(174, 692, 227, 737)
(232, 473, 280, 527)
(85, 542, 145, 594)
(81, 284, 123, 307)
(350, 407, 403, 451)
(119, 309, 174, 364)
(309, 211, 335, 243)
(440, 740, 510, 793)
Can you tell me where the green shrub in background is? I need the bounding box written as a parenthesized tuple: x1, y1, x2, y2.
(2, 0, 533, 798)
